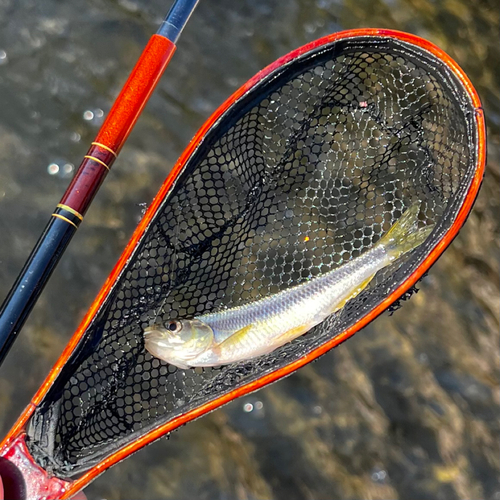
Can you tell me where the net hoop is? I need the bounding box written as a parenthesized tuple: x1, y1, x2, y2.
(0, 28, 485, 499)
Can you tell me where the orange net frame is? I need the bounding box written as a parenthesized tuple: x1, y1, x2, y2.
(0, 29, 485, 498)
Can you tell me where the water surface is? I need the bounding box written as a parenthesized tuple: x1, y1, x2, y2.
(0, 0, 498, 499)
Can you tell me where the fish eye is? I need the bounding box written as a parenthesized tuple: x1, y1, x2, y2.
(166, 320, 182, 333)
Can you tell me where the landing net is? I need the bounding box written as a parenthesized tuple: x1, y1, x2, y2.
(25, 34, 481, 478)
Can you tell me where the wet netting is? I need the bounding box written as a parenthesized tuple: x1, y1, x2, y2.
(26, 35, 480, 477)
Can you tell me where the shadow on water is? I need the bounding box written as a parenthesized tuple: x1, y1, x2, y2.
(0, 0, 499, 499)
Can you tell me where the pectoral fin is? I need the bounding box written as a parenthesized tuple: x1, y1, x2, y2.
(215, 322, 309, 362)
(329, 274, 376, 315)
(215, 323, 254, 349)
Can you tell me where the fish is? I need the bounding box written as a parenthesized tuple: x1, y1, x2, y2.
(144, 203, 434, 369)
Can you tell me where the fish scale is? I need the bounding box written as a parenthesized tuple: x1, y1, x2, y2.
(190, 243, 390, 365)
(200, 244, 387, 337)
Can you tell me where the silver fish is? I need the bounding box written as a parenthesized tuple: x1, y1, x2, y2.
(144, 203, 433, 368)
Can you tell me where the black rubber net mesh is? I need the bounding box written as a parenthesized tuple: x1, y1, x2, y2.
(26, 37, 479, 477)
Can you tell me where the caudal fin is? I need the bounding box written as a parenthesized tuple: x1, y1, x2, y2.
(377, 203, 434, 262)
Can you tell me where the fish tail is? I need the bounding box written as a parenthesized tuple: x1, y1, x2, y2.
(377, 203, 434, 261)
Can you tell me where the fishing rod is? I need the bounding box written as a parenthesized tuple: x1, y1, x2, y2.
(0, 0, 200, 366)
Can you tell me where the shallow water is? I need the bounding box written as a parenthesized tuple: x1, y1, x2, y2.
(0, 0, 499, 499)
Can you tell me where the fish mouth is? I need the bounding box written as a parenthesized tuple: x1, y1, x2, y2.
(144, 324, 162, 335)
(143, 328, 165, 344)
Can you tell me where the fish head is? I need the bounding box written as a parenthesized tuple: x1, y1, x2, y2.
(144, 318, 214, 369)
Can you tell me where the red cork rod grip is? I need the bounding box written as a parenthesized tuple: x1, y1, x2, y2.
(60, 34, 176, 214)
